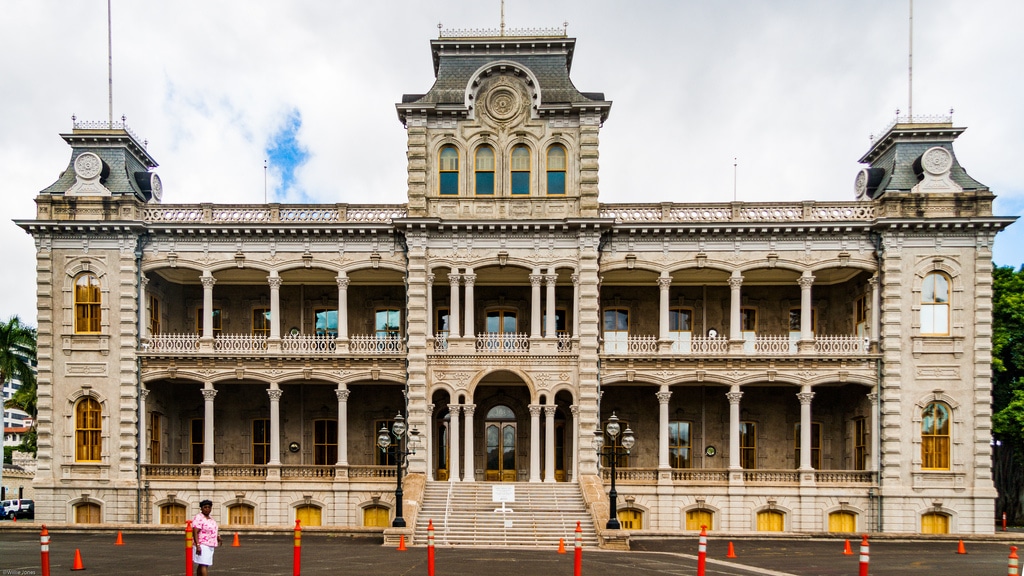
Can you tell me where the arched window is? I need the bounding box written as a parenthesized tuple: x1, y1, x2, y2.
(75, 397, 101, 462)
(296, 505, 322, 527)
(685, 509, 713, 531)
(756, 510, 784, 532)
(921, 402, 950, 470)
(74, 273, 101, 333)
(921, 272, 950, 335)
(921, 512, 950, 534)
(74, 502, 101, 524)
(160, 503, 186, 524)
(546, 145, 566, 195)
(510, 145, 531, 195)
(363, 505, 390, 527)
(828, 511, 857, 533)
(228, 504, 255, 525)
(439, 145, 459, 195)
(618, 509, 643, 529)
(475, 146, 495, 195)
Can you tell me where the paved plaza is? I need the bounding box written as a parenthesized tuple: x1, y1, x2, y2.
(1, 528, 1022, 575)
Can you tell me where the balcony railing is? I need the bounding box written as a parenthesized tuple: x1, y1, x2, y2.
(602, 467, 873, 485)
(281, 334, 337, 354)
(349, 335, 405, 354)
(142, 464, 395, 480)
(602, 334, 868, 356)
(475, 332, 531, 353)
(214, 334, 268, 353)
(148, 333, 199, 353)
(142, 464, 201, 478)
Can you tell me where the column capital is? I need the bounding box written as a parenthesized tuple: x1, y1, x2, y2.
(201, 388, 218, 401)
(267, 388, 283, 402)
(463, 274, 476, 287)
(728, 275, 744, 289)
(798, 275, 816, 289)
(426, 273, 435, 287)
(530, 274, 544, 287)
(570, 404, 579, 416)
(268, 276, 283, 290)
(543, 405, 557, 417)
(336, 276, 350, 289)
(571, 273, 580, 286)
(140, 388, 150, 400)
(200, 275, 217, 289)
(544, 274, 558, 285)
(448, 403, 462, 413)
(796, 391, 815, 405)
(868, 274, 879, 287)
(658, 276, 672, 289)
(335, 389, 351, 402)
(726, 391, 743, 404)
(463, 404, 476, 417)
(427, 403, 436, 414)
(529, 404, 542, 417)
(867, 393, 879, 405)
(141, 275, 150, 288)
(656, 391, 672, 404)
(449, 274, 461, 287)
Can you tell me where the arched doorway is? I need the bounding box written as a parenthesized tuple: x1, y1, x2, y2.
(485, 404, 517, 481)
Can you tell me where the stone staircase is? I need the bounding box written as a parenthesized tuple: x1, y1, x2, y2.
(414, 481, 599, 548)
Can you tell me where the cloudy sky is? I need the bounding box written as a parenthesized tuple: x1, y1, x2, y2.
(2, 1, 1022, 328)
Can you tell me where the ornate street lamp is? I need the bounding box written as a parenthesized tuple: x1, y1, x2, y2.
(377, 412, 419, 528)
(594, 412, 635, 530)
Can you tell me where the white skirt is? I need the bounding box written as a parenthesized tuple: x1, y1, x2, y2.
(193, 544, 215, 566)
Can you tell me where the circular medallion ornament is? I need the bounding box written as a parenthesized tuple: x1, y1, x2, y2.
(854, 168, 869, 200)
(150, 173, 163, 202)
(74, 152, 103, 179)
(486, 87, 521, 121)
(705, 446, 717, 457)
(921, 146, 953, 176)
(288, 442, 300, 453)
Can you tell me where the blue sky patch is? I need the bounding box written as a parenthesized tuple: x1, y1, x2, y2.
(266, 108, 310, 202)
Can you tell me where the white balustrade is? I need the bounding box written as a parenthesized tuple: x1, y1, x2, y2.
(147, 333, 200, 353)
(814, 335, 868, 355)
(281, 334, 336, 354)
(349, 335, 405, 354)
(475, 332, 530, 353)
(213, 334, 268, 353)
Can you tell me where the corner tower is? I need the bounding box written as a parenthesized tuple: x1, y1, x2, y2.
(397, 28, 611, 219)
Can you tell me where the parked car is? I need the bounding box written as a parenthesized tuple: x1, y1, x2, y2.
(1, 499, 34, 520)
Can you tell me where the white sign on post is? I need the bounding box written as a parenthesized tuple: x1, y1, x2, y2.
(492, 485, 515, 513)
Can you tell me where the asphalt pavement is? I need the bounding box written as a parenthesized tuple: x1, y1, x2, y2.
(0, 529, 1021, 575)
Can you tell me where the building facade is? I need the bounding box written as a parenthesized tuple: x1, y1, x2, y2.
(18, 28, 1013, 535)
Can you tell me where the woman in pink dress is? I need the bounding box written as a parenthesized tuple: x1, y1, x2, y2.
(192, 500, 223, 576)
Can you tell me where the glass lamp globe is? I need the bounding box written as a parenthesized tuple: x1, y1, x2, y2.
(621, 426, 636, 450)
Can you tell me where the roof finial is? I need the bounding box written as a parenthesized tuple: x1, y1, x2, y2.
(500, 0, 505, 36)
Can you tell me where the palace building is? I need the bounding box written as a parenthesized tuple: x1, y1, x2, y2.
(17, 26, 1013, 540)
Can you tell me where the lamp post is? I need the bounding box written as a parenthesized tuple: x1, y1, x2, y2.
(593, 412, 635, 530)
(377, 412, 419, 528)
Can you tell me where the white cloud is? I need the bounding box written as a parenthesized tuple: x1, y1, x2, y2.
(2, 0, 1022, 326)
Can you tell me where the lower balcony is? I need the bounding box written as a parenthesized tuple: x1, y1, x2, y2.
(601, 467, 875, 485)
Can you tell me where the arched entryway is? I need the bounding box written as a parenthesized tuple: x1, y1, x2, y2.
(485, 404, 517, 481)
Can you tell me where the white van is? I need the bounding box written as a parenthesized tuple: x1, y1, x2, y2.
(1, 499, 34, 520)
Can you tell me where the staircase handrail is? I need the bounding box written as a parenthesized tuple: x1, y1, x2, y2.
(443, 480, 454, 545)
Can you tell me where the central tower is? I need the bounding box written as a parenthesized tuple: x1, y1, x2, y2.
(397, 29, 611, 219)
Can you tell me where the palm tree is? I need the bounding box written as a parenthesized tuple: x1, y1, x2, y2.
(0, 316, 38, 453)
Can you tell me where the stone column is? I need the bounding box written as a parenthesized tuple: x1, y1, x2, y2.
(425, 403, 435, 481)
(728, 272, 743, 341)
(268, 272, 282, 340)
(727, 386, 743, 470)
(530, 270, 543, 339)
(201, 273, 216, 340)
(545, 271, 558, 337)
(529, 404, 542, 482)
(797, 386, 815, 471)
(869, 274, 880, 352)
(335, 387, 350, 466)
(544, 405, 557, 482)
(657, 387, 672, 469)
(202, 384, 217, 465)
(140, 388, 150, 465)
(140, 275, 150, 341)
(268, 386, 282, 465)
(336, 274, 349, 341)
(426, 273, 435, 337)
(448, 404, 461, 481)
(449, 270, 461, 339)
(571, 272, 580, 338)
(658, 273, 672, 341)
(463, 404, 476, 482)
(570, 405, 579, 482)
(799, 272, 815, 342)
(463, 269, 476, 340)
(868, 392, 880, 473)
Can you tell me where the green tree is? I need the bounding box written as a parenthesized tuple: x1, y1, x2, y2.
(0, 316, 37, 454)
(992, 265, 1024, 523)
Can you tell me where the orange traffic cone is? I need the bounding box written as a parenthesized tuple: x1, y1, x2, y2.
(232, 532, 240, 547)
(726, 541, 737, 558)
(957, 539, 967, 554)
(115, 530, 124, 545)
(843, 539, 853, 555)
(397, 534, 407, 551)
(557, 538, 566, 554)
(72, 549, 85, 571)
